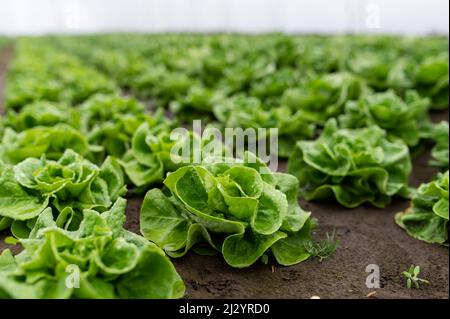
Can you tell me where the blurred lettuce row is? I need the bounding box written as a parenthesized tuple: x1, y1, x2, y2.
(0, 94, 173, 164)
(395, 171, 449, 246)
(0, 198, 185, 299)
(288, 119, 412, 208)
(345, 49, 448, 110)
(430, 121, 449, 169)
(4, 39, 118, 111)
(140, 152, 318, 268)
(53, 35, 448, 128)
(0, 149, 126, 238)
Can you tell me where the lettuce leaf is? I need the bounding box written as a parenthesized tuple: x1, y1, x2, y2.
(395, 171, 449, 245)
(430, 121, 449, 169)
(2, 101, 81, 132)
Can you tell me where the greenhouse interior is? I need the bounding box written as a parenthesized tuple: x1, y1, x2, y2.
(0, 0, 448, 304)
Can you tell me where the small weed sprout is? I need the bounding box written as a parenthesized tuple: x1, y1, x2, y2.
(305, 230, 339, 262)
(402, 265, 429, 289)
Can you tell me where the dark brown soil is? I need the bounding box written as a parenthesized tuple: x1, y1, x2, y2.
(0, 46, 448, 299)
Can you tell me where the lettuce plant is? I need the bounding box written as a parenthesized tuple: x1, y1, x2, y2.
(414, 53, 449, 110)
(0, 149, 126, 238)
(395, 171, 449, 246)
(0, 125, 90, 165)
(0, 198, 185, 299)
(79, 94, 171, 158)
(122, 122, 223, 189)
(5, 39, 117, 110)
(2, 101, 81, 132)
(140, 152, 316, 268)
(169, 86, 225, 121)
(339, 90, 431, 147)
(281, 72, 367, 125)
(213, 95, 315, 158)
(430, 121, 449, 169)
(288, 119, 412, 208)
(346, 51, 412, 91)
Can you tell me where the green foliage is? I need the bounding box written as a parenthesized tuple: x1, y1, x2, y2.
(288, 119, 412, 208)
(0, 198, 185, 299)
(140, 152, 317, 268)
(395, 171, 449, 245)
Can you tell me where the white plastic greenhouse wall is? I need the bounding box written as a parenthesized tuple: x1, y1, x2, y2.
(0, 0, 449, 35)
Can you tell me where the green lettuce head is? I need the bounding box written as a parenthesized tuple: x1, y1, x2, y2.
(122, 122, 224, 190)
(414, 53, 449, 110)
(0, 198, 185, 299)
(213, 94, 315, 158)
(140, 152, 317, 268)
(79, 94, 172, 159)
(0, 149, 126, 238)
(281, 72, 367, 125)
(339, 90, 431, 147)
(288, 119, 412, 208)
(0, 124, 89, 165)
